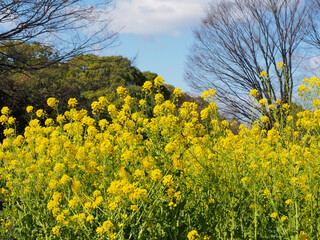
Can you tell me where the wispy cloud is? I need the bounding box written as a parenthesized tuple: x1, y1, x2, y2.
(110, 0, 209, 36)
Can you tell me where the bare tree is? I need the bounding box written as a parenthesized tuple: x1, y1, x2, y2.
(185, 0, 313, 123)
(0, 0, 118, 71)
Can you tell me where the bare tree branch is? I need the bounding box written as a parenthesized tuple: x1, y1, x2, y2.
(0, 0, 118, 71)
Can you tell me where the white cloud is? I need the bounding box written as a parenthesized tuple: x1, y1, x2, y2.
(110, 0, 209, 36)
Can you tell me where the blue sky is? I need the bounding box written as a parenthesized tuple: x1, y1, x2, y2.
(103, 0, 211, 93)
(109, 30, 195, 92)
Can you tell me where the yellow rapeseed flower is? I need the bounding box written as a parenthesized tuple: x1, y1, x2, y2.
(36, 109, 45, 118)
(0, 115, 7, 125)
(86, 215, 94, 222)
(7, 117, 15, 125)
(151, 169, 162, 181)
(259, 71, 267, 78)
(201, 89, 216, 101)
(154, 76, 164, 87)
(68, 98, 78, 108)
(117, 86, 128, 98)
(187, 230, 200, 240)
(47, 97, 59, 108)
(173, 88, 182, 98)
(1, 107, 10, 115)
(258, 99, 267, 108)
(52, 225, 61, 235)
(305, 193, 313, 201)
(260, 116, 269, 123)
(130, 205, 138, 211)
(155, 93, 165, 104)
(277, 62, 284, 68)
(60, 174, 71, 185)
(250, 89, 259, 98)
(56, 114, 66, 124)
(26, 106, 33, 113)
(285, 199, 292, 206)
(270, 212, 278, 220)
(142, 81, 153, 93)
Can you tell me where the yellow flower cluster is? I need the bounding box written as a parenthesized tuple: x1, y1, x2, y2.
(116, 86, 128, 98)
(47, 97, 59, 108)
(26, 105, 34, 113)
(250, 89, 259, 98)
(259, 70, 267, 78)
(201, 89, 216, 101)
(188, 230, 200, 240)
(1, 75, 320, 239)
(91, 96, 109, 115)
(173, 88, 182, 98)
(68, 98, 78, 108)
(154, 76, 164, 87)
(142, 80, 153, 93)
(1, 107, 10, 115)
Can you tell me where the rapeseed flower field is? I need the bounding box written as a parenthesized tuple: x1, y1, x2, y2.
(0, 75, 320, 239)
